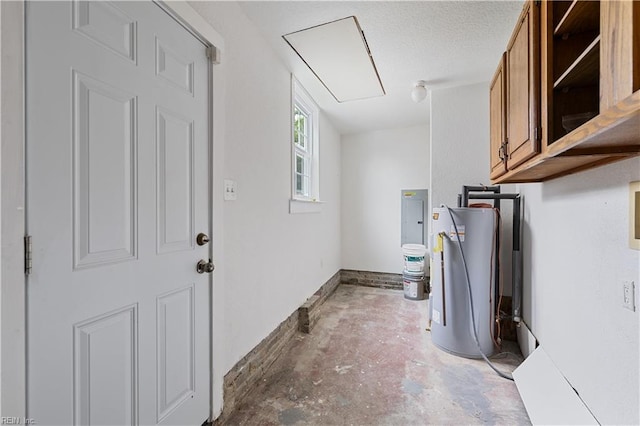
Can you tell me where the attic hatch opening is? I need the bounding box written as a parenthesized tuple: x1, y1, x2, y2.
(283, 16, 386, 103)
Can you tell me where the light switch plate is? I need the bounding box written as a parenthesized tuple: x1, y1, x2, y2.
(224, 179, 237, 201)
(623, 281, 636, 312)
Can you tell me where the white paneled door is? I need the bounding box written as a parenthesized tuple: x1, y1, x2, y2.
(26, 2, 211, 424)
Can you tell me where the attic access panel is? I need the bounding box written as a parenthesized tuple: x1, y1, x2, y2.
(283, 16, 385, 103)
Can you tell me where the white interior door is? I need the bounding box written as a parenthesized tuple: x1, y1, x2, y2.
(26, 2, 211, 424)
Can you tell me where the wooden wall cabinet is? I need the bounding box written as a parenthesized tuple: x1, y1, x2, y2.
(601, 0, 640, 110)
(489, 1, 541, 178)
(490, 0, 640, 184)
(489, 54, 507, 179)
(505, 0, 541, 170)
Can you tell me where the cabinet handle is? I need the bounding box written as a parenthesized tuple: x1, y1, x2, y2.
(498, 144, 506, 162)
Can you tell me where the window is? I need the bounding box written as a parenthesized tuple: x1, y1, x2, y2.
(294, 104, 311, 197)
(291, 78, 320, 207)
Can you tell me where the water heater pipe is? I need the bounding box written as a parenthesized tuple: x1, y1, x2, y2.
(459, 186, 523, 324)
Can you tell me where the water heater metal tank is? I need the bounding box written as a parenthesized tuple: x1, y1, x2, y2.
(430, 207, 496, 358)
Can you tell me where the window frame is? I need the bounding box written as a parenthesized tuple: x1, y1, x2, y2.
(291, 77, 320, 203)
(294, 102, 312, 198)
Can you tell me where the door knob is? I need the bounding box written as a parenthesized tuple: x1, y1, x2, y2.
(196, 259, 215, 274)
(196, 233, 210, 246)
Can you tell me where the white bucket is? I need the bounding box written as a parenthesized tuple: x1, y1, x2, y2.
(402, 244, 427, 272)
(403, 270, 425, 300)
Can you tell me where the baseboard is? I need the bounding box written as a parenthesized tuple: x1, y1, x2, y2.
(216, 270, 341, 423)
(218, 309, 298, 424)
(340, 269, 403, 290)
(298, 271, 341, 333)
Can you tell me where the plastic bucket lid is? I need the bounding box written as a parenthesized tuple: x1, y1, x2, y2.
(402, 244, 427, 256)
(403, 244, 426, 250)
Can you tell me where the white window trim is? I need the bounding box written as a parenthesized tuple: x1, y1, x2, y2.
(290, 77, 321, 213)
(293, 102, 312, 198)
(289, 198, 325, 214)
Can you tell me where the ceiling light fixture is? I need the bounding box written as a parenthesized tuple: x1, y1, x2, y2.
(411, 80, 428, 103)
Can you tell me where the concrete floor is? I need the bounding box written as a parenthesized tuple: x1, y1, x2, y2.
(223, 285, 531, 425)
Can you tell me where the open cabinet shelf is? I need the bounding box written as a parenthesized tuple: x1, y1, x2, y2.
(554, 0, 600, 36)
(554, 36, 600, 89)
(548, 0, 601, 145)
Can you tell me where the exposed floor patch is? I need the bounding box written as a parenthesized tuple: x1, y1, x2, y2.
(222, 285, 530, 425)
(278, 407, 306, 425)
(334, 365, 353, 374)
(441, 364, 496, 423)
(402, 378, 425, 396)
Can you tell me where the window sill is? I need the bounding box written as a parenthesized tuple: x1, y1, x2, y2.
(289, 198, 324, 214)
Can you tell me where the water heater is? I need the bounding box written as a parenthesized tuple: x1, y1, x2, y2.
(430, 207, 496, 358)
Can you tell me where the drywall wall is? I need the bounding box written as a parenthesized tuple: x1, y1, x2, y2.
(518, 157, 640, 424)
(430, 83, 490, 209)
(429, 83, 514, 297)
(341, 125, 429, 273)
(188, 0, 341, 383)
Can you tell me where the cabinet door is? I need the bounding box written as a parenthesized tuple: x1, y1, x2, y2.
(490, 53, 507, 179)
(506, 0, 540, 169)
(601, 0, 640, 111)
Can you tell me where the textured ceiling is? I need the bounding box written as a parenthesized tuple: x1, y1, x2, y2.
(238, 1, 525, 135)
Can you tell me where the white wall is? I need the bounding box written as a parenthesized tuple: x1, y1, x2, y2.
(341, 125, 429, 273)
(188, 0, 341, 379)
(518, 157, 640, 425)
(429, 83, 514, 297)
(430, 83, 490, 209)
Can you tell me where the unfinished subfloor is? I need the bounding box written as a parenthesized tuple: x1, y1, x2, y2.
(223, 284, 531, 425)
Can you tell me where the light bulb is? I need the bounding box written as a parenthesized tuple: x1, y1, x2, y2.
(411, 84, 427, 103)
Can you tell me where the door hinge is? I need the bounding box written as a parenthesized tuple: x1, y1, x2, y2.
(534, 127, 541, 141)
(24, 235, 33, 276)
(501, 138, 509, 161)
(499, 142, 506, 162)
(206, 46, 220, 65)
